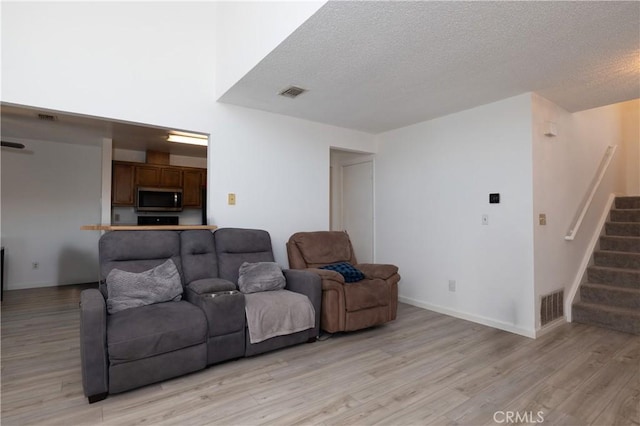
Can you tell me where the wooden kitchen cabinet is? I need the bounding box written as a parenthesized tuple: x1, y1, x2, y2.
(112, 161, 205, 208)
(112, 162, 135, 205)
(160, 167, 183, 188)
(135, 165, 161, 187)
(183, 169, 204, 207)
(135, 165, 182, 188)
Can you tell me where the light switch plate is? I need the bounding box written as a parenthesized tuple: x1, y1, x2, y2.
(228, 193, 236, 205)
(539, 213, 547, 225)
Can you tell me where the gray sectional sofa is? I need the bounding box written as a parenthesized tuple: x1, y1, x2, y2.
(80, 228, 321, 403)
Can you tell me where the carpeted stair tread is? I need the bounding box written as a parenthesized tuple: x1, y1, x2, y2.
(615, 197, 640, 209)
(599, 236, 640, 253)
(580, 283, 640, 309)
(573, 196, 640, 335)
(574, 301, 640, 316)
(610, 209, 640, 223)
(605, 222, 640, 237)
(593, 250, 640, 269)
(587, 265, 640, 289)
(572, 302, 640, 335)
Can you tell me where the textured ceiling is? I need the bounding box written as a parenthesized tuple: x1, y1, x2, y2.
(220, 1, 640, 134)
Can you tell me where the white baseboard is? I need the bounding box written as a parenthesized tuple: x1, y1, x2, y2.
(534, 317, 567, 338)
(399, 295, 536, 338)
(8, 281, 81, 290)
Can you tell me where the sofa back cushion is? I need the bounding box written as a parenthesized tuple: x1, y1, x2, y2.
(214, 228, 275, 284)
(288, 231, 356, 268)
(180, 230, 218, 285)
(99, 231, 183, 292)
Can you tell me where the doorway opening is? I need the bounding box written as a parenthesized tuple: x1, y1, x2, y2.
(330, 148, 375, 263)
(1, 103, 208, 291)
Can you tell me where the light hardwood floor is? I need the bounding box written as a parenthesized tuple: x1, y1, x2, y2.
(1, 284, 638, 426)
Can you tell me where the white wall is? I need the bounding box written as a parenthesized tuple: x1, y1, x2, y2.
(1, 139, 102, 289)
(375, 94, 536, 336)
(209, 103, 374, 264)
(1, 1, 375, 273)
(618, 100, 640, 195)
(1, 2, 218, 134)
(531, 95, 639, 329)
(214, 1, 326, 98)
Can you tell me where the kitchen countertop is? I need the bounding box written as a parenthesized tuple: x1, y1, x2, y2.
(81, 225, 218, 231)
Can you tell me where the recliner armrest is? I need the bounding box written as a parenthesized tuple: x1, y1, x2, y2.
(355, 263, 399, 280)
(306, 267, 345, 284)
(185, 278, 238, 312)
(184, 279, 246, 339)
(283, 269, 322, 303)
(79, 289, 109, 402)
(283, 269, 322, 334)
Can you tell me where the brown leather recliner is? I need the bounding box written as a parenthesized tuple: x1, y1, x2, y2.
(287, 231, 400, 333)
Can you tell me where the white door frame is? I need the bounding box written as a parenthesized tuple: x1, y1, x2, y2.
(329, 149, 375, 262)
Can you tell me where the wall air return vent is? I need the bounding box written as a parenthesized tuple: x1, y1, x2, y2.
(37, 113, 58, 121)
(279, 86, 307, 99)
(541, 289, 564, 326)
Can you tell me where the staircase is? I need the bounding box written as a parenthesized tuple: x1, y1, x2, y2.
(573, 196, 640, 335)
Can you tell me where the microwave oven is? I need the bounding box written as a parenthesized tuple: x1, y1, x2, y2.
(136, 187, 183, 212)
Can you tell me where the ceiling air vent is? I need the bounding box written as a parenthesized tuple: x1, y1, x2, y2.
(37, 113, 58, 121)
(279, 86, 307, 99)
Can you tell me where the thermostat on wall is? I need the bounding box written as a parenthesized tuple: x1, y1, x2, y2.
(489, 193, 500, 204)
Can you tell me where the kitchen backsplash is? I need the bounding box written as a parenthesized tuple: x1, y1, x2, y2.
(111, 207, 203, 225)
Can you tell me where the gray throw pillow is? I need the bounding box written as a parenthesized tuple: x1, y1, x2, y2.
(106, 259, 183, 314)
(237, 262, 286, 294)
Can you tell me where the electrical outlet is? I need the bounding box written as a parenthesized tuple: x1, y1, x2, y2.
(114, 213, 120, 222)
(448, 280, 456, 292)
(32, 262, 39, 270)
(228, 193, 236, 205)
(482, 214, 489, 225)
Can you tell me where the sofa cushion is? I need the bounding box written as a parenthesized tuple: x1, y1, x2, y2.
(319, 262, 365, 283)
(343, 279, 389, 312)
(294, 232, 353, 265)
(107, 300, 207, 365)
(238, 262, 286, 294)
(180, 230, 218, 285)
(214, 228, 275, 283)
(106, 259, 183, 314)
(99, 230, 182, 282)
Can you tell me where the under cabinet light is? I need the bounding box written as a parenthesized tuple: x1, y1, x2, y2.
(167, 132, 208, 146)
